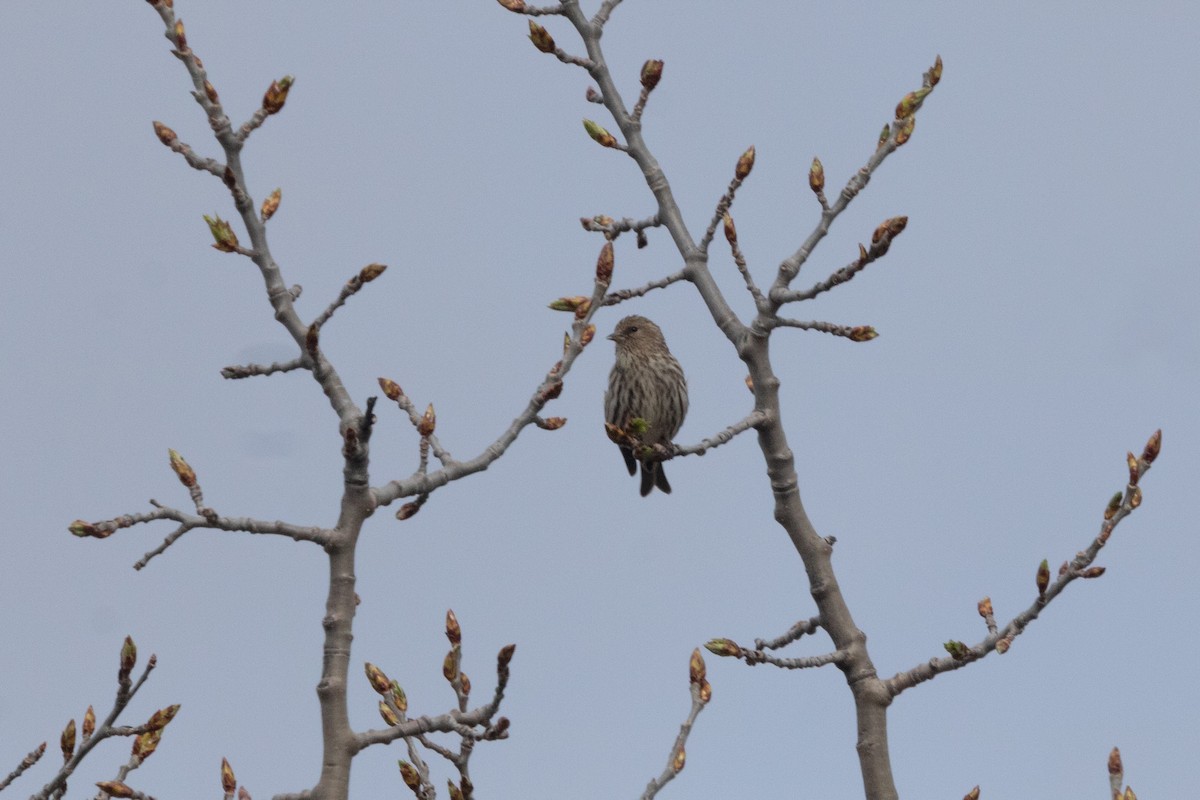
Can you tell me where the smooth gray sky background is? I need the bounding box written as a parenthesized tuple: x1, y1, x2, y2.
(2, 2, 1196, 798)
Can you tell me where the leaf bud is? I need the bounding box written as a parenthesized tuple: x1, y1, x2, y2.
(448, 781, 465, 800)
(221, 757, 236, 794)
(848, 326, 878, 342)
(174, 20, 187, 50)
(877, 123, 891, 149)
(204, 81, 219, 105)
(672, 746, 686, 773)
(203, 214, 240, 252)
(1104, 491, 1123, 520)
(60, 719, 75, 762)
(359, 263, 387, 283)
(390, 681, 408, 714)
(378, 700, 400, 727)
(895, 87, 931, 120)
(929, 55, 944, 87)
(640, 59, 664, 91)
(581, 324, 597, 347)
(496, 0, 526, 10)
(398, 761, 421, 791)
(262, 75, 294, 115)
(260, 187, 281, 221)
(735, 145, 756, 180)
(82, 706, 95, 740)
(722, 213, 737, 246)
(688, 648, 706, 685)
(1129, 486, 1142, 509)
(596, 241, 614, 285)
(445, 609, 462, 645)
(442, 645, 461, 683)
(153, 121, 177, 147)
(365, 662, 392, 695)
(977, 596, 993, 619)
(377, 378, 404, 401)
(1142, 428, 1161, 464)
(963, 787, 980, 800)
(943, 640, 968, 661)
(895, 115, 916, 146)
(132, 729, 162, 760)
(809, 157, 825, 193)
(704, 638, 742, 658)
(583, 119, 618, 148)
(145, 704, 181, 731)
(396, 502, 420, 521)
(120, 636, 137, 677)
(1080, 566, 1106, 578)
(96, 782, 135, 798)
(1126, 452, 1140, 486)
(459, 671, 471, 696)
(1036, 559, 1050, 598)
(498, 643, 516, 670)
(168, 448, 197, 488)
(548, 296, 590, 312)
(418, 404, 436, 437)
(528, 21, 555, 53)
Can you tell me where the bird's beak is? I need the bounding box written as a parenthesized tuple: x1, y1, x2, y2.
(606, 333, 617, 342)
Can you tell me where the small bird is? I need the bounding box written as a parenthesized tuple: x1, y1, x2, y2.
(604, 315, 689, 496)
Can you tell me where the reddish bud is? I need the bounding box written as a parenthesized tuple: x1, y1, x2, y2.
(1129, 486, 1142, 509)
(173, 20, 187, 50)
(153, 121, 177, 147)
(447, 781, 465, 800)
(537, 416, 568, 430)
(498, 643, 516, 670)
(1105, 491, 1123, 520)
(260, 187, 281, 222)
(723, 213, 737, 246)
(895, 115, 916, 146)
(735, 145, 756, 180)
(262, 75, 294, 115)
(895, 87, 931, 120)
(418, 404, 436, 437)
(359, 263, 387, 283)
(398, 761, 420, 791)
(60, 719, 76, 762)
(1080, 566, 1107, 578)
(132, 729, 162, 760)
(204, 81, 219, 105)
(145, 704, 181, 731)
(877, 123, 891, 149)
(305, 324, 319, 356)
(1036, 559, 1051, 598)
(672, 746, 686, 773)
(995, 636, 1012, 654)
(527, 21, 555, 53)
(396, 502, 420, 521)
(96, 782, 135, 798)
(1127, 451, 1140, 486)
(688, 648, 706, 685)
(640, 59, 664, 91)
(377, 378, 404, 401)
(445, 609, 462, 645)
(82, 706, 95, 740)
(581, 324, 597, 347)
(459, 671, 471, 696)
(963, 787, 980, 800)
(548, 295, 590, 312)
(929, 55, 944, 87)
(496, 0, 525, 10)
(977, 597, 993, 619)
(848, 326, 878, 342)
(595, 241, 614, 285)
(809, 157, 825, 193)
(1142, 428, 1161, 464)
(221, 757, 236, 794)
(365, 662, 392, 695)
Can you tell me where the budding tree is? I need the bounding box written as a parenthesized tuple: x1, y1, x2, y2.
(2, 3, 1182, 800)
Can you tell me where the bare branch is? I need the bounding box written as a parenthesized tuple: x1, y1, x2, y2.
(592, 0, 624, 28)
(672, 410, 767, 458)
(720, 213, 767, 309)
(699, 147, 756, 254)
(221, 357, 308, 380)
(641, 651, 711, 800)
(312, 264, 389, 332)
(886, 435, 1160, 697)
(754, 616, 823, 651)
(769, 318, 879, 343)
(601, 269, 686, 306)
(0, 742, 44, 793)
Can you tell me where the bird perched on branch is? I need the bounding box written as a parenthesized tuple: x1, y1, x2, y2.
(604, 315, 689, 496)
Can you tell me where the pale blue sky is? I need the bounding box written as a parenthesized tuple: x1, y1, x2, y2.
(2, 3, 1196, 798)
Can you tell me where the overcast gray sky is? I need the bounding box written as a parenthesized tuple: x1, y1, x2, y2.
(2, 2, 1196, 798)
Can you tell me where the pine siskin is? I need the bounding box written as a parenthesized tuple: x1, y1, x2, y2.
(604, 315, 689, 496)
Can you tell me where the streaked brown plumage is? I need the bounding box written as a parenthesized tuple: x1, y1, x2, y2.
(604, 315, 688, 496)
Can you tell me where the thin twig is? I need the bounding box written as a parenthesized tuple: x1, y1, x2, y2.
(221, 357, 307, 380)
(886, 439, 1159, 697)
(754, 616, 823, 651)
(601, 269, 687, 306)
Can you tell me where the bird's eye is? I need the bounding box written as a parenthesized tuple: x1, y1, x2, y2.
(626, 326, 638, 334)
